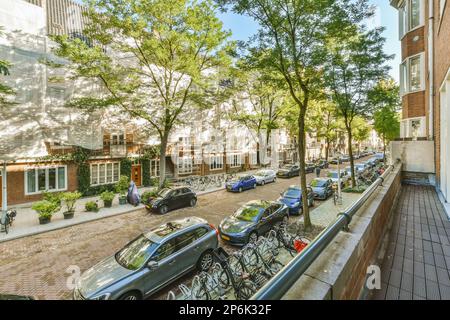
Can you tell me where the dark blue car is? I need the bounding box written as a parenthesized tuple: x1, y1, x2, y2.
(218, 200, 289, 246)
(225, 175, 257, 193)
(277, 185, 314, 215)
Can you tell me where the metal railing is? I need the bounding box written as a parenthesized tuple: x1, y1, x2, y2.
(251, 162, 397, 300)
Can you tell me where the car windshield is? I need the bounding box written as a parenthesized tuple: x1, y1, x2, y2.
(233, 205, 264, 222)
(283, 188, 301, 199)
(310, 179, 327, 187)
(157, 188, 172, 198)
(281, 165, 293, 170)
(255, 171, 266, 176)
(115, 235, 159, 270)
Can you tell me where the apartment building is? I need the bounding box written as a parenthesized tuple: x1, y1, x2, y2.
(390, 0, 450, 210)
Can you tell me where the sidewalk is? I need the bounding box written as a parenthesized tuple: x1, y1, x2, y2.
(0, 185, 224, 243)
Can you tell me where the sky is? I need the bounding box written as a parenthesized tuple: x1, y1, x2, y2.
(73, 0, 400, 82)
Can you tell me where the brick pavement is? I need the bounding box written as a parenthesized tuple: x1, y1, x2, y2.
(372, 184, 450, 300)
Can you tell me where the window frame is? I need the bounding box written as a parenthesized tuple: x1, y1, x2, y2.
(90, 162, 121, 186)
(24, 165, 68, 195)
(399, 0, 424, 39)
(400, 52, 425, 96)
(209, 155, 223, 171)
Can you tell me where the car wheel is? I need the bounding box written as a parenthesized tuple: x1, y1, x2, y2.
(159, 205, 168, 215)
(261, 180, 265, 186)
(190, 198, 197, 207)
(238, 187, 243, 193)
(248, 231, 258, 244)
(253, 183, 257, 189)
(197, 250, 214, 271)
(119, 291, 141, 300)
(273, 177, 277, 182)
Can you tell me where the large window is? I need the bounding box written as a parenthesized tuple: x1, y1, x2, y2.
(399, 0, 423, 38)
(209, 155, 223, 170)
(111, 133, 125, 145)
(228, 154, 242, 168)
(25, 166, 67, 195)
(90, 162, 120, 186)
(150, 159, 160, 177)
(400, 53, 425, 95)
(177, 156, 193, 174)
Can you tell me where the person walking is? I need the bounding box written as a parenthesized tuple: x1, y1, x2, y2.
(315, 166, 321, 178)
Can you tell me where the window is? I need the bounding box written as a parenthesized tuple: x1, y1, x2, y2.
(399, 117, 427, 138)
(150, 159, 160, 177)
(111, 133, 125, 145)
(177, 156, 193, 174)
(399, 0, 423, 38)
(209, 155, 223, 170)
(228, 154, 242, 168)
(25, 166, 67, 195)
(400, 53, 425, 95)
(249, 152, 258, 165)
(90, 162, 120, 186)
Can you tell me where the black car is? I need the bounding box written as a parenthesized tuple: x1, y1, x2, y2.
(316, 159, 329, 169)
(145, 186, 197, 214)
(276, 164, 300, 178)
(305, 162, 316, 173)
(329, 157, 342, 165)
(218, 200, 289, 246)
(309, 178, 334, 200)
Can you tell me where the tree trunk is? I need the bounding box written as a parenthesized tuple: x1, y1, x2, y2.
(383, 137, 386, 162)
(325, 136, 330, 160)
(298, 108, 311, 230)
(346, 125, 356, 187)
(159, 134, 169, 188)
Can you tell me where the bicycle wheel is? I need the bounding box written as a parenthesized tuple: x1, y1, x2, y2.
(218, 270, 231, 289)
(236, 280, 257, 300)
(267, 260, 284, 275)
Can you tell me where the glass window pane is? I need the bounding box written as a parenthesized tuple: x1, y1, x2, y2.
(106, 163, 113, 183)
(27, 169, 36, 193)
(58, 167, 66, 190)
(409, 56, 421, 91)
(410, 0, 420, 29)
(99, 164, 106, 184)
(38, 169, 46, 191)
(113, 163, 119, 182)
(91, 164, 98, 185)
(48, 168, 56, 190)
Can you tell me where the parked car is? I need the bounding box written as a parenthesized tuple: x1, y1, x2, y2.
(374, 152, 385, 161)
(316, 159, 329, 169)
(226, 175, 257, 192)
(145, 186, 197, 214)
(341, 155, 350, 162)
(73, 217, 219, 300)
(355, 163, 368, 173)
(0, 294, 34, 300)
(253, 169, 277, 186)
(277, 185, 315, 215)
(327, 170, 350, 187)
(218, 200, 289, 246)
(276, 164, 300, 178)
(309, 178, 334, 200)
(305, 162, 316, 173)
(329, 157, 342, 165)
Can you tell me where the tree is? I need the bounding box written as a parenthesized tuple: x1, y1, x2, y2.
(370, 79, 401, 160)
(0, 28, 15, 107)
(325, 24, 392, 187)
(217, 0, 366, 230)
(50, 0, 234, 187)
(352, 116, 371, 155)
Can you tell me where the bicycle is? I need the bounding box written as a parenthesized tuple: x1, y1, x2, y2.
(0, 209, 16, 235)
(273, 223, 311, 257)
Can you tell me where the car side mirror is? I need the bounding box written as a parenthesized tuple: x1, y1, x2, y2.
(147, 260, 158, 270)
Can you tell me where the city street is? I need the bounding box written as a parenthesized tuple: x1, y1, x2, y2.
(0, 161, 360, 300)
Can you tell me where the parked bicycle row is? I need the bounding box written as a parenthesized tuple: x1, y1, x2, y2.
(166, 225, 311, 300)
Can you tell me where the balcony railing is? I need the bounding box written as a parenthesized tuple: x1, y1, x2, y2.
(251, 161, 397, 300)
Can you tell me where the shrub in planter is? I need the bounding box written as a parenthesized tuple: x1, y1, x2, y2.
(61, 191, 82, 219)
(141, 190, 159, 204)
(42, 191, 62, 210)
(85, 201, 99, 212)
(32, 200, 59, 224)
(115, 175, 130, 205)
(100, 191, 115, 208)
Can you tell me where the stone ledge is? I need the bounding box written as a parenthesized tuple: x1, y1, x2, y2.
(283, 163, 402, 299)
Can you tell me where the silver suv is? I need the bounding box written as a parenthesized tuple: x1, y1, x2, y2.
(73, 217, 219, 300)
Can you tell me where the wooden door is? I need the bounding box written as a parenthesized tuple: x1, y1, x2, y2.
(131, 164, 142, 187)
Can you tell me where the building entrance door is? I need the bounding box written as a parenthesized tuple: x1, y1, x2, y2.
(131, 164, 142, 187)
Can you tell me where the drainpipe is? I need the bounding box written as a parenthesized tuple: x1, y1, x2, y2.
(1, 162, 7, 225)
(428, 0, 434, 139)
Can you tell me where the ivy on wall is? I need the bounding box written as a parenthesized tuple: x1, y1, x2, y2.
(120, 158, 132, 179)
(141, 159, 151, 187)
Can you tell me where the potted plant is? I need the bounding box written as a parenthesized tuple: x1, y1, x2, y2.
(42, 191, 62, 211)
(60, 191, 82, 219)
(116, 175, 130, 205)
(32, 200, 59, 224)
(100, 191, 115, 208)
(85, 201, 99, 212)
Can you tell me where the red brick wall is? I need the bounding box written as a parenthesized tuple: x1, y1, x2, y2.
(402, 91, 426, 118)
(401, 26, 426, 60)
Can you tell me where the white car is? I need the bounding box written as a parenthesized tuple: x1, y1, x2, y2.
(253, 169, 277, 185)
(327, 170, 350, 187)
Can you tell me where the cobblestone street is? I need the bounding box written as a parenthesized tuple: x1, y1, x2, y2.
(0, 170, 330, 300)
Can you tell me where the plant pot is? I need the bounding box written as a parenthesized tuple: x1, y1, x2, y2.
(63, 210, 74, 219)
(119, 196, 127, 205)
(39, 216, 51, 225)
(104, 200, 113, 208)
